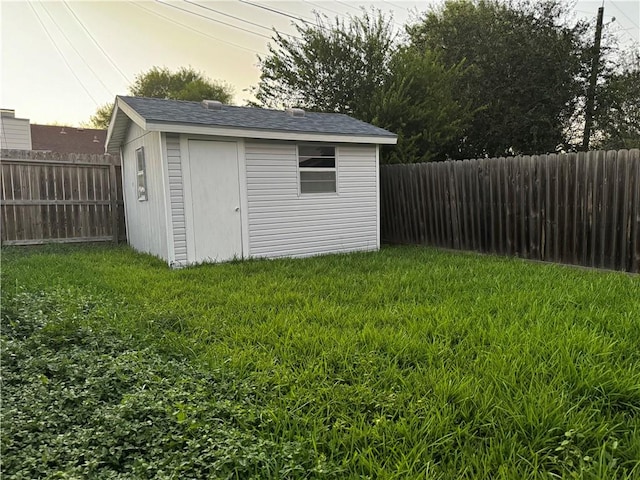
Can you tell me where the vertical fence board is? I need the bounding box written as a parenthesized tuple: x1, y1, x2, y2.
(619, 150, 630, 271)
(603, 151, 616, 268)
(631, 150, 640, 273)
(487, 159, 495, 253)
(561, 154, 572, 263)
(590, 151, 602, 267)
(572, 152, 584, 264)
(528, 156, 538, 259)
(478, 160, 486, 251)
(610, 151, 621, 269)
(448, 162, 459, 249)
(502, 157, 511, 255)
(550, 154, 560, 262)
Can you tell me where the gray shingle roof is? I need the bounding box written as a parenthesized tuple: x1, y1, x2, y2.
(119, 96, 396, 138)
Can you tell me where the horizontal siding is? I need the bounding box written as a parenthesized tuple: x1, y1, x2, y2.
(122, 125, 167, 260)
(0, 118, 32, 150)
(165, 134, 187, 266)
(245, 141, 378, 259)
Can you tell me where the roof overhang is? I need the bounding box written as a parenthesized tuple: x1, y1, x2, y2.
(105, 96, 397, 154)
(105, 97, 145, 154)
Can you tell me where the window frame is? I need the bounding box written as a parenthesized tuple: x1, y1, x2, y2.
(296, 144, 338, 196)
(136, 146, 148, 202)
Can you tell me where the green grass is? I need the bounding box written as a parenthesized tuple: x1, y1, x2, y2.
(2, 244, 640, 479)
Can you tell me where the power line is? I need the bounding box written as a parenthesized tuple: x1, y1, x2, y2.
(303, 0, 349, 20)
(155, 0, 272, 40)
(382, 0, 409, 12)
(183, 0, 286, 35)
(238, 0, 320, 27)
(610, 24, 639, 46)
(608, 1, 640, 29)
(575, 9, 615, 19)
(28, 2, 99, 105)
(130, 1, 265, 55)
(332, 0, 404, 31)
(335, 1, 362, 13)
(62, 1, 131, 84)
(40, 3, 114, 98)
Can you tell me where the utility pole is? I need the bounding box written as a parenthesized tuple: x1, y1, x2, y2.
(582, 6, 604, 151)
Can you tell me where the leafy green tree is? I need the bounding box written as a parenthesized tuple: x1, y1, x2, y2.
(372, 48, 475, 163)
(88, 67, 233, 129)
(88, 103, 115, 130)
(408, 0, 590, 158)
(254, 11, 474, 162)
(254, 10, 395, 122)
(593, 51, 640, 149)
(129, 66, 233, 102)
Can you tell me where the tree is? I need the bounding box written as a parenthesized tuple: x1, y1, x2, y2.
(88, 103, 115, 130)
(254, 11, 474, 162)
(254, 10, 396, 122)
(372, 48, 475, 163)
(593, 51, 640, 149)
(129, 66, 233, 102)
(407, 0, 590, 158)
(88, 67, 233, 129)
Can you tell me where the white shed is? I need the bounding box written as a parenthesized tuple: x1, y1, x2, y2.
(106, 96, 397, 266)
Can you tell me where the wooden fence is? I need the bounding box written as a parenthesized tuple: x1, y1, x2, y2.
(1, 149, 125, 245)
(380, 149, 640, 273)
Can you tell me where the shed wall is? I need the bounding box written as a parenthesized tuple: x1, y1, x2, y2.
(0, 117, 32, 150)
(121, 124, 168, 260)
(245, 141, 378, 258)
(165, 134, 188, 265)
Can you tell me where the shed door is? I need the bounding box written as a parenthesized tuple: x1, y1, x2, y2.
(188, 140, 242, 262)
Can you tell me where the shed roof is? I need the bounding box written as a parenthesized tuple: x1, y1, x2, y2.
(106, 96, 397, 154)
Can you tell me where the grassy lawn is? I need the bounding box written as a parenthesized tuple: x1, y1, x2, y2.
(2, 244, 639, 479)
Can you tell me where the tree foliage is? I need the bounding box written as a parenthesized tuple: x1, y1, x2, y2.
(407, 0, 590, 158)
(88, 103, 115, 130)
(129, 66, 233, 103)
(594, 52, 640, 149)
(255, 11, 474, 163)
(255, 11, 395, 121)
(372, 48, 476, 163)
(88, 67, 233, 129)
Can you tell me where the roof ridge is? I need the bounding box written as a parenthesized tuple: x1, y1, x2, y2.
(118, 95, 358, 117)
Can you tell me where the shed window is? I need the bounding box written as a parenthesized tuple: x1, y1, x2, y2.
(298, 145, 336, 194)
(136, 147, 148, 201)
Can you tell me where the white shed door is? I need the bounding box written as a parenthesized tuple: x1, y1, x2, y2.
(188, 140, 242, 262)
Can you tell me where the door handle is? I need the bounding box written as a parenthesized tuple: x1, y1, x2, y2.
(235, 206, 240, 212)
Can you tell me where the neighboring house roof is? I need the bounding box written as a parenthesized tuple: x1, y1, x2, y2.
(31, 124, 107, 154)
(106, 96, 397, 154)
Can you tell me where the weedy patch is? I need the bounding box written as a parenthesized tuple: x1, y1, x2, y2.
(1, 287, 339, 479)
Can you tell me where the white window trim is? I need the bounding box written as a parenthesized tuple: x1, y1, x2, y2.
(297, 144, 339, 196)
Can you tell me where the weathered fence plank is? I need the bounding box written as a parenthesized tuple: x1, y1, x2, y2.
(1, 149, 125, 245)
(631, 150, 640, 273)
(381, 149, 639, 273)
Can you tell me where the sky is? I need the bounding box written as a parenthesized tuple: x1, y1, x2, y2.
(1, 0, 638, 127)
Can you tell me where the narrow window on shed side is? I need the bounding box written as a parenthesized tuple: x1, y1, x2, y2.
(136, 147, 148, 201)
